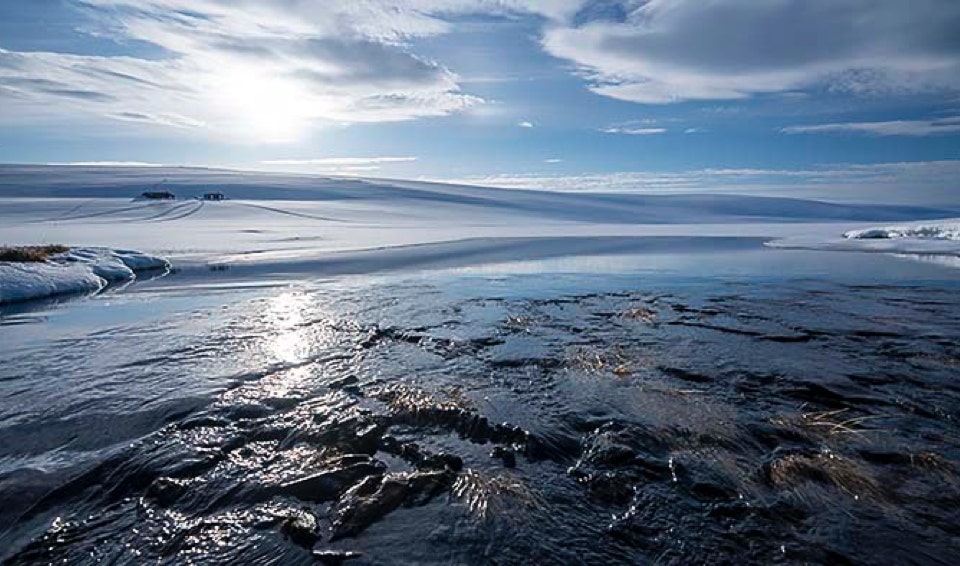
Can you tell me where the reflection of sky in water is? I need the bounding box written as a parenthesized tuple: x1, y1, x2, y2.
(1, 248, 955, 350)
(893, 253, 960, 270)
(431, 248, 960, 280)
(390, 249, 960, 303)
(3, 248, 957, 355)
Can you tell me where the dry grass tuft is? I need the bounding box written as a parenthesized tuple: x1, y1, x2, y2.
(0, 244, 69, 263)
(771, 406, 891, 439)
(439, 386, 475, 410)
(768, 451, 882, 500)
(504, 315, 535, 330)
(911, 451, 957, 485)
(621, 306, 657, 323)
(569, 345, 634, 376)
(376, 383, 472, 414)
(911, 451, 952, 471)
(452, 469, 542, 521)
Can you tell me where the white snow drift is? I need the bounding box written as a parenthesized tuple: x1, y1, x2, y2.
(0, 248, 169, 304)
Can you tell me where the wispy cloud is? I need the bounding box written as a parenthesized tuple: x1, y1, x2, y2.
(518, 121, 535, 128)
(106, 112, 206, 130)
(600, 127, 668, 135)
(781, 117, 960, 136)
(545, 158, 563, 163)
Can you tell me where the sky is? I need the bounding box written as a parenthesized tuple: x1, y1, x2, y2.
(0, 0, 959, 199)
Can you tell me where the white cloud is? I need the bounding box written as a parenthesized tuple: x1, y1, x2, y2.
(518, 121, 535, 128)
(539, 0, 960, 104)
(4, 0, 959, 144)
(261, 157, 417, 166)
(545, 158, 563, 163)
(601, 127, 667, 135)
(0, 2, 492, 141)
(782, 116, 960, 136)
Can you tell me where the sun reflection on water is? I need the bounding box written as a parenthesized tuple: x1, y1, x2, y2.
(263, 291, 311, 365)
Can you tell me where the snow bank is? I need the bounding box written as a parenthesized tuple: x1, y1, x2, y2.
(60, 248, 170, 280)
(0, 247, 169, 304)
(0, 262, 106, 304)
(844, 222, 960, 241)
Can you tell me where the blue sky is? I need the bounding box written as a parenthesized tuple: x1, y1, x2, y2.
(1, 0, 959, 199)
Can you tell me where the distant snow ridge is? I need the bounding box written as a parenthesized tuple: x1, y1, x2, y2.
(844, 222, 960, 241)
(0, 248, 169, 304)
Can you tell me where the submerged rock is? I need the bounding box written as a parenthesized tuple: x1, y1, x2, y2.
(281, 457, 387, 502)
(567, 422, 670, 503)
(280, 509, 320, 548)
(379, 436, 463, 472)
(670, 458, 740, 502)
(331, 470, 455, 539)
(375, 385, 530, 446)
(145, 476, 190, 507)
(490, 446, 517, 468)
(327, 375, 359, 390)
(225, 403, 274, 420)
(278, 404, 387, 455)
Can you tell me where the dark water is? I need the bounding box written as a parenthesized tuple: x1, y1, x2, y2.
(1, 249, 959, 564)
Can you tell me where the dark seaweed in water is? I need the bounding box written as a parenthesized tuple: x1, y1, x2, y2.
(1, 277, 959, 564)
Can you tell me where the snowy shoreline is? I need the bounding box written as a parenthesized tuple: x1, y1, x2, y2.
(0, 247, 170, 304)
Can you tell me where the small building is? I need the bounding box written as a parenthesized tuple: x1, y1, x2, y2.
(141, 191, 176, 200)
(202, 192, 225, 201)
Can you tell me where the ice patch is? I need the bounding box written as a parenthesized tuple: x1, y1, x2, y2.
(0, 247, 169, 304)
(844, 222, 960, 241)
(768, 218, 960, 260)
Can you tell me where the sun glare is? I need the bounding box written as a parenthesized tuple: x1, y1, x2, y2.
(264, 291, 310, 363)
(215, 67, 317, 143)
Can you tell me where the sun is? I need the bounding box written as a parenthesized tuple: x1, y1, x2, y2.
(213, 66, 318, 143)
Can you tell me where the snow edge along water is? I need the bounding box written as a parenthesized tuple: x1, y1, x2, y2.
(0, 248, 170, 304)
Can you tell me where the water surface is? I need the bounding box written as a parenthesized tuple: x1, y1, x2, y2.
(1, 248, 958, 564)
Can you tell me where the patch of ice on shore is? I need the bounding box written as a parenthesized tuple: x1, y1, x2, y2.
(767, 218, 960, 260)
(844, 222, 960, 241)
(0, 247, 169, 304)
